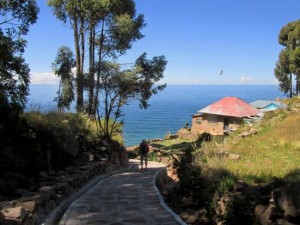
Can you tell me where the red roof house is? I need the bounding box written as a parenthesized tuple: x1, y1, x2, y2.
(192, 97, 260, 135)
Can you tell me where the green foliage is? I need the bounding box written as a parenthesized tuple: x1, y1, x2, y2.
(148, 151, 158, 162)
(275, 20, 300, 97)
(0, 0, 39, 109)
(217, 176, 236, 194)
(47, 0, 146, 113)
(97, 53, 167, 139)
(52, 46, 75, 111)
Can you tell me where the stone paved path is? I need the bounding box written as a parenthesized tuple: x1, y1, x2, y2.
(58, 160, 181, 225)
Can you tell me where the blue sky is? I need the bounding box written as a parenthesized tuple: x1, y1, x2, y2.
(25, 0, 300, 85)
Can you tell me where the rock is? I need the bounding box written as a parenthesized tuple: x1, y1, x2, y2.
(12, 195, 45, 207)
(180, 210, 198, 224)
(14, 189, 28, 197)
(99, 146, 107, 152)
(1, 206, 27, 224)
(185, 214, 197, 224)
(272, 183, 300, 223)
(240, 131, 251, 138)
(165, 134, 179, 140)
(228, 153, 240, 160)
(13, 200, 36, 213)
(255, 205, 275, 225)
(62, 176, 80, 188)
(38, 171, 50, 182)
(99, 140, 108, 147)
(255, 204, 268, 223)
(269, 205, 283, 221)
(0, 211, 5, 223)
(81, 152, 94, 162)
(198, 217, 210, 225)
(54, 182, 70, 196)
(216, 151, 229, 158)
(250, 128, 258, 135)
(274, 219, 297, 225)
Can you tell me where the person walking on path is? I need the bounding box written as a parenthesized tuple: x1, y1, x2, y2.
(139, 139, 150, 170)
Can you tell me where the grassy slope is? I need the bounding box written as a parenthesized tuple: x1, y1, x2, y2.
(221, 110, 300, 183)
(213, 97, 300, 184)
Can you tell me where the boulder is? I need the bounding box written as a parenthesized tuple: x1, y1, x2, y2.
(272, 183, 300, 223)
(180, 210, 197, 224)
(240, 131, 251, 138)
(12, 200, 36, 213)
(38, 171, 50, 182)
(255, 205, 282, 225)
(0, 211, 5, 223)
(54, 182, 70, 196)
(80, 152, 94, 163)
(228, 153, 240, 160)
(1, 206, 27, 224)
(250, 128, 258, 135)
(255, 204, 268, 224)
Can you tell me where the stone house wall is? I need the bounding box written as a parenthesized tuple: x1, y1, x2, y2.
(192, 114, 242, 135)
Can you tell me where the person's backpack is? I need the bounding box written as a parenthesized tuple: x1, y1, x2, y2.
(140, 142, 149, 155)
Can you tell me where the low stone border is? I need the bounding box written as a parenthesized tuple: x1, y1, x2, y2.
(153, 164, 187, 225)
(0, 161, 124, 225)
(42, 166, 131, 225)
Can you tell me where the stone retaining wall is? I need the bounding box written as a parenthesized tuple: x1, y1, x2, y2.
(0, 152, 128, 225)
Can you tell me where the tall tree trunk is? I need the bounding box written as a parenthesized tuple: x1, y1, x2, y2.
(290, 73, 293, 98)
(88, 20, 95, 115)
(94, 20, 105, 115)
(74, 19, 83, 112)
(80, 16, 85, 85)
(296, 78, 300, 96)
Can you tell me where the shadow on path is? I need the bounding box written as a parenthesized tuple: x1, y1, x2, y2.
(58, 160, 184, 225)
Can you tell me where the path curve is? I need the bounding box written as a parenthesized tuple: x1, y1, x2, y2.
(58, 160, 186, 225)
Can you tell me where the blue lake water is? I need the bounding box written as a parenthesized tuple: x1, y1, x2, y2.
(27, 85, 284, 147)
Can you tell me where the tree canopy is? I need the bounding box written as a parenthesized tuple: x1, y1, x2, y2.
(275, 20, 300, 97)
(97, 53, 167, 138)
(47, 0, 145, 114)
(52, 46, 75, 111)
(48, 0, 167, 139)
(0, 0, 39, 109)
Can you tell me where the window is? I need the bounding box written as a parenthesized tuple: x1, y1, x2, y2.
(196, 119, 201, 124)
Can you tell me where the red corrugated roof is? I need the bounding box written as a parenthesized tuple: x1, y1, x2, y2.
(198, 97, 260, 118)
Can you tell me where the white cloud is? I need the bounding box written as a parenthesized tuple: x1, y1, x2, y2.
(240, 76, 253, 83)
(30, 72, 59, 84)
(178, 77, 202, 84)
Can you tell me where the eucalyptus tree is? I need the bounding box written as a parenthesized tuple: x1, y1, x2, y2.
(48, 0, 87, 113)
(97, 53, 167, 139)
(52, 46, 75, 111)
(48, 0, 145, 115)
(0, 0, 39, 109)
(85, 0, 145, 116)
(275, 20, 300, 97)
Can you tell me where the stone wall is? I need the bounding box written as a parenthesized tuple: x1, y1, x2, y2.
(192, 114, 242, 136)
(0, 148, 129, 225)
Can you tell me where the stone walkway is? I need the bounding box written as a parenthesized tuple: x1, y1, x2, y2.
(58, 160, 184, 225)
